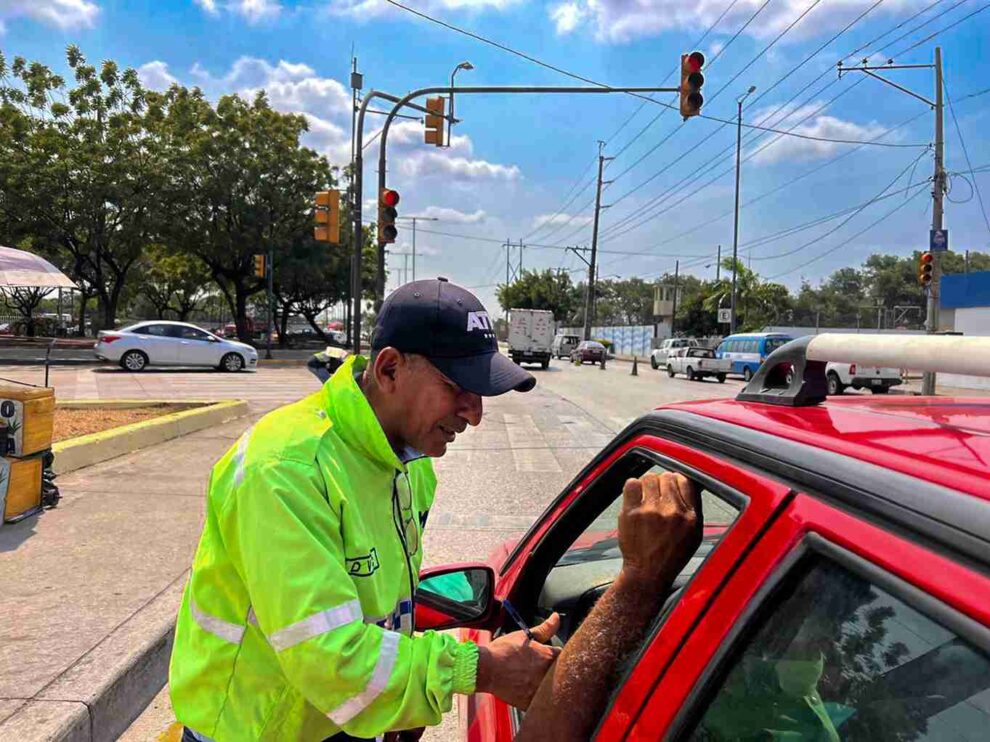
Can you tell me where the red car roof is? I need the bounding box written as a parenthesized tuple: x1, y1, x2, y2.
(667, 396, 990, 501)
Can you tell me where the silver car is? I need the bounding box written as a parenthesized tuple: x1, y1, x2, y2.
(94, 321, 258, 372)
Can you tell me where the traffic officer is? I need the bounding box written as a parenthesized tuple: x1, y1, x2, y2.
(307, 344, 350, 384)
(170, 278, 559, 742)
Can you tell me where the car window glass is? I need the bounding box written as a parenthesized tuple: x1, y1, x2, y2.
(687, 557, 990, 741)
(134, 324, 169, 337)
(177, 326, 211, 341)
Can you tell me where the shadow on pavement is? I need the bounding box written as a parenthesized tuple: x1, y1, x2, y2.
(0, 513, 38, 552)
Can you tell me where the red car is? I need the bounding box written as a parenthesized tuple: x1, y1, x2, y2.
(571, 340, 607, 365)
(414, 334, 990, 741)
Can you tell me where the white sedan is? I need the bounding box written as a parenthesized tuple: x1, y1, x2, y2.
(94, 321, 258, 372)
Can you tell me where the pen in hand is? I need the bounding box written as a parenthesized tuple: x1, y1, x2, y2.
(501, 599, 534, 641)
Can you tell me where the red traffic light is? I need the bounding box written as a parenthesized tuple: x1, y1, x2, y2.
(382, 189, 400, 208)
(920, 252, 934, 265)
(687, 51, 705, 73)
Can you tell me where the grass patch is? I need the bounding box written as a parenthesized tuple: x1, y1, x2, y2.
(54, 405, 177, 443)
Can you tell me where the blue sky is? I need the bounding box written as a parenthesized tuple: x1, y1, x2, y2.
(3, 0, 989, 313)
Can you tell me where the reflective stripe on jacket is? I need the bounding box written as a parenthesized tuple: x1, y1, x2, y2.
(169, 355, 478, 741)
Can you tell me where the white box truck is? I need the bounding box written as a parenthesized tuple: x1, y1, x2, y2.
(508, 309, 554, 369)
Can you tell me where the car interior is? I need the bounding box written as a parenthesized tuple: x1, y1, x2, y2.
(505, 450, 743, 647)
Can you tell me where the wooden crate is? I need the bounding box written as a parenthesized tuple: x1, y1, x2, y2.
(0, 385, 55, 458)
(1, 454, 43, 522)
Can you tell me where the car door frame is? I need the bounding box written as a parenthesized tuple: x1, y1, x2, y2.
(469, 410, 794, 741)
(622, 490, 990, 740)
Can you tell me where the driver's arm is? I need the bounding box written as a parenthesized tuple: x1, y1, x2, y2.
(515, 472, 702, 741)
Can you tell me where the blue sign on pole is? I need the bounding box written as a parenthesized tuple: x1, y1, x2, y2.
(930, 229, 948, 252)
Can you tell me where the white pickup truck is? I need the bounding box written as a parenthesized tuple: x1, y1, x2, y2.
(665, 347, 731, 382)
(650, 338, 700, 369)
(826, 362, 902, 395)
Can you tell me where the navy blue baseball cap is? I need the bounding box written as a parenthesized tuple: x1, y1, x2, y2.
(372, 278, 536, 396)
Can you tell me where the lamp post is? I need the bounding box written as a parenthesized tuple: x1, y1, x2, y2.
(449, 61, 474, 146)
(730, 85, 756, 335)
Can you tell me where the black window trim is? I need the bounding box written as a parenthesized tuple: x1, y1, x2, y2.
(667, 531, 990, 740)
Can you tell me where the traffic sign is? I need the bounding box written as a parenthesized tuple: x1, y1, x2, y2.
(718, 308, 732, 324)
(930, 229, 948, 252)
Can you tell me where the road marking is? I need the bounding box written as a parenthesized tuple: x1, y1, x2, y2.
(503, 413, 562, 473)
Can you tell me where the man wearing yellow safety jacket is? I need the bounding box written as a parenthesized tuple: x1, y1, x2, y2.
(170, 278, 560, 741)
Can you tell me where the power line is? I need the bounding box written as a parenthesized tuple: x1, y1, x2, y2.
(768, 185, 929, 279)
(383, 0, 929, 148)
(521, 156, 597, 242)
(945, 77, 990, 238)
(890, 0, 990, 56)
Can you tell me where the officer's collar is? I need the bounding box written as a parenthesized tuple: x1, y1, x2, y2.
(323, 354, 408, 472)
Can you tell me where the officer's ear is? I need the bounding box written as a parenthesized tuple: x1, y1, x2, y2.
(371, 347, 405, 393)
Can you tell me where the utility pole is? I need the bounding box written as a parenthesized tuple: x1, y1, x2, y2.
(838, 50, 945, 394)
(716, 244, 721, 282)
(265, 246, 274, 360)
(518, 240, 523, 276)
(671, 260, 680, 338)
(731, 86, 756, 335)
(584, 143, 612, 340)
(923, 46, 945, 395)
(348, 56, 362, 349)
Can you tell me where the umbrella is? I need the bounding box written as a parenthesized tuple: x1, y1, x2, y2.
(0, 246, 76, 289)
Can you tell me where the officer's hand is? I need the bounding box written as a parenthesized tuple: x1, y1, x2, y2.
(474, 613, 561, 710)
(618, 472, 702, 589)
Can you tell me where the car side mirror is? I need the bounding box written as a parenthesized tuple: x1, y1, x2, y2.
(415, 564, 495, 632)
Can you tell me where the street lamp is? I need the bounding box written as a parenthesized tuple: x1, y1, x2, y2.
(449, 61, 474, 146)
(730, 84, 756, 335)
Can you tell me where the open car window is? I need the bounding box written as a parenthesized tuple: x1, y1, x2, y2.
(535, 454, 742, 645)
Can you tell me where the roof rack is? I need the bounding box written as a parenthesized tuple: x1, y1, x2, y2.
(736, 333, 990, 407)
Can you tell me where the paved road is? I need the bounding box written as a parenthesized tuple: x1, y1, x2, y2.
(6, 358, 737, 741)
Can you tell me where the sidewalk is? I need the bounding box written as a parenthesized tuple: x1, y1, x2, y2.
(0, 417, 251, 741)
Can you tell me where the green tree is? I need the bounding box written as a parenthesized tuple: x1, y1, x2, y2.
(137, 245, 212, 321)
(497, 269, 580, 321)
(0, 47, 163, 331)
(155, 86, 333, 342)
(704, 259, 792, 331)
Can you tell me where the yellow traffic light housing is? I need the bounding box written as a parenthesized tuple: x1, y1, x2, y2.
(424, 97, 445, 147)
(919, 251, 934, 286)
(253, 254, 266, 278)
(315, 189, 341, 244)
(680, 51, 706, 120)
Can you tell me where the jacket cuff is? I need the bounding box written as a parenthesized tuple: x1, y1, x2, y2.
(452, 641, 479, 695)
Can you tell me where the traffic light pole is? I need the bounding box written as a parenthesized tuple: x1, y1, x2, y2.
(838, 50, 944, 394)
(374, 84, 680, 313)
(352, 91, 435, 354)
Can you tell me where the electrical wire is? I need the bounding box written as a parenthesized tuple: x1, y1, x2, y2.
(383, 0, 929, 148)
(889, 1, 990, 56)
(521, 155, 597, 242)
(945, 77, 990, 238)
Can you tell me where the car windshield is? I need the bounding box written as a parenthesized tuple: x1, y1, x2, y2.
(764, 337, 791, 353)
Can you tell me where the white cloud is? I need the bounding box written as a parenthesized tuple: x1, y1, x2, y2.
(550, 1, 585, 34)
(532, 212, 593, 229)
(192, 0, 281, 23)
(331, 0, 520, 20)
(411, 206, 487, 223)
(749, 103, 887, 164)
(194, 0, 219, 15)
(137, 61, 179, 90)
(0, 0, 99, 30)
(548, 0, 930, 44)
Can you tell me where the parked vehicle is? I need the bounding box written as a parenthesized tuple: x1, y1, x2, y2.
(507, 309, 554, 368)
(715, 332, 793, 380)
(94, 321, 258, 372)
(551, 333, 580, 359)
(410, 334, 990, 742)
(665, 346, 731, 382)
(570, 340, 606, 365)
(650, 338, 700, 369)
(826, 361, 902, 395)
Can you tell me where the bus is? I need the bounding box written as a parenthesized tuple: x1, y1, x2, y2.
(715, 332, 794, 380)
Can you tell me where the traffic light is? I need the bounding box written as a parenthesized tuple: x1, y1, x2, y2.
(919, 251, 934, 286)
(424, 96, 445, 147)
(314, 189, 341, 244)
(680, 51, 706, 120)
(253, 254, 266, 278)
(379, 188, 400, 244)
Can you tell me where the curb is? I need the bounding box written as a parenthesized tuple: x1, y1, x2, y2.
(52, 399, 248, 475)
(0, 575, 185, 742)
(0, 358, 99, 366)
